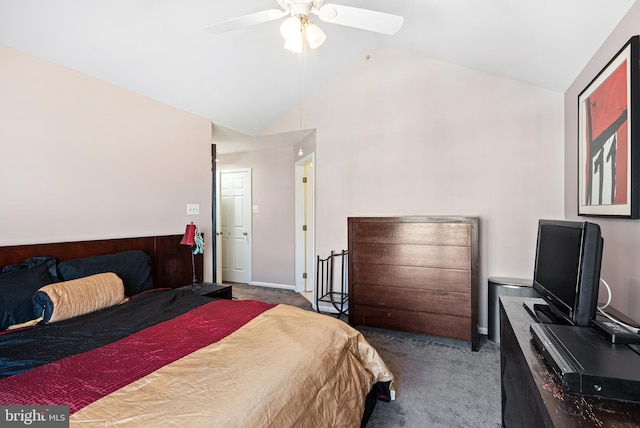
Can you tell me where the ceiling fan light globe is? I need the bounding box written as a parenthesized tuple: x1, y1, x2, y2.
(280, 16, 301, 40)
(284, 35, 303, 52)
(305, 22, 326, 49)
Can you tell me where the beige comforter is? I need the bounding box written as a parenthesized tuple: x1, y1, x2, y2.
(70, 304, 394, 427)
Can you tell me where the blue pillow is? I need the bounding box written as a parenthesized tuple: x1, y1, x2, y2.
(0, 263, 53, 330)
(57, 250, 153, 296)
(0, 256, 59, 282)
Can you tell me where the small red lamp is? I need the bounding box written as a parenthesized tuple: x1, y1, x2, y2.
(180, 222, 200, 291)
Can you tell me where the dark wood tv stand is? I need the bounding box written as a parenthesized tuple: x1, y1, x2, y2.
(500, 296, 640, 427)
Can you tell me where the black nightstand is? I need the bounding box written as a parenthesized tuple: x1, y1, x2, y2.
(177, 283, 232, 300)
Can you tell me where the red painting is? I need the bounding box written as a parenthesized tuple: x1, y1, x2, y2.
(583, 60, 628, 205)
(578, 35, 637, 218)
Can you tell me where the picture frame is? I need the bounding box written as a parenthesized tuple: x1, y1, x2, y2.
(578, 35, 640, 218)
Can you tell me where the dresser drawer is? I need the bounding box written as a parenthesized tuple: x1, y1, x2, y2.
(351, 305, 471, 341)
(351, 283, 470, 317)
(352, 263, 470, 293)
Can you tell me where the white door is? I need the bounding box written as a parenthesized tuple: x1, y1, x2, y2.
(295, 154, 315, 293)
(220, 169, 252, 284)
(215, 171, 222, 284)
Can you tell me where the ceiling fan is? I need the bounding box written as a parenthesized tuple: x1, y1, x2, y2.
(205, 0, 404, 53)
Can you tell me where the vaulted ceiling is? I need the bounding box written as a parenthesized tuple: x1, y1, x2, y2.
(0, 0, 635, 150)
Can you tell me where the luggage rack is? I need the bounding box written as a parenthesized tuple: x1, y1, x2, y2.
(315, 250, 348, 319)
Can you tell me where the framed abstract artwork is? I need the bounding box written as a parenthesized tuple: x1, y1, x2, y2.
(578, 35, 640, 218)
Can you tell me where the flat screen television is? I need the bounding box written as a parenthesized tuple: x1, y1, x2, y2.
(532, 219, 604, 326)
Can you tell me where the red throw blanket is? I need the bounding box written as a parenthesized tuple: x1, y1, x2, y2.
(0, 299, 274, 413)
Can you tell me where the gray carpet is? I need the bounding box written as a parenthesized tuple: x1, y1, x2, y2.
(361, 328, 501, 428)
(228, 283, 501, 428)
(229, 282, 313, 310)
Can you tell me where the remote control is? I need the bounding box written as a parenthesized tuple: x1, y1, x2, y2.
(592, 319, 640, 345)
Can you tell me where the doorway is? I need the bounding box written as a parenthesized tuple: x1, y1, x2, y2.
(218, 168, 252, 284)
(295, 153, 315, 301)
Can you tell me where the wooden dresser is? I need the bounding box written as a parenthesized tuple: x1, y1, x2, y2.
(348, 216, 479, 350)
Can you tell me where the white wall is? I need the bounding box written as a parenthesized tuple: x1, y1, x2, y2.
(0, 45, 214, 280)
(265, 45, 565, 330)
(564, 2, 640, 322)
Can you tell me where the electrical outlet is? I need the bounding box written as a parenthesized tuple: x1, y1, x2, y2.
(187, 204, 200, 215)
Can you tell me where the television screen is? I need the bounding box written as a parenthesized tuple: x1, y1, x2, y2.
(532, 220, 603, 326)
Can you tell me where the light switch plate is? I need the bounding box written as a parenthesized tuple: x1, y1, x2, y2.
(187, 204, 200, 215)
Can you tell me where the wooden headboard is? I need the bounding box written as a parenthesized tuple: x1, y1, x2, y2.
(0, 235, 204, 289)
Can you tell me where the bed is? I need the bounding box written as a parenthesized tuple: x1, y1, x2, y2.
(0, 236, 393, 427)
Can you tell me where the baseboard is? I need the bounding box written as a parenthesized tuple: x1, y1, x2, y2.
(249, 281, 295, 291)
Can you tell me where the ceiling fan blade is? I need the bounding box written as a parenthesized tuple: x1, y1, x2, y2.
(316, 4, 403, 35)
(205, 9, 288, 34)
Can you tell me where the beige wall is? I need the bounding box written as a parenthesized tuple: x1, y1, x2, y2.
(0, 45, 214, 281)
(264, 45, 565, 331)
(565, 2, 640, 322)
(1, 40, 571, 331)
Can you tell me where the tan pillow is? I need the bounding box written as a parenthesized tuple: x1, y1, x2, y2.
(34, 272, 127, 323)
